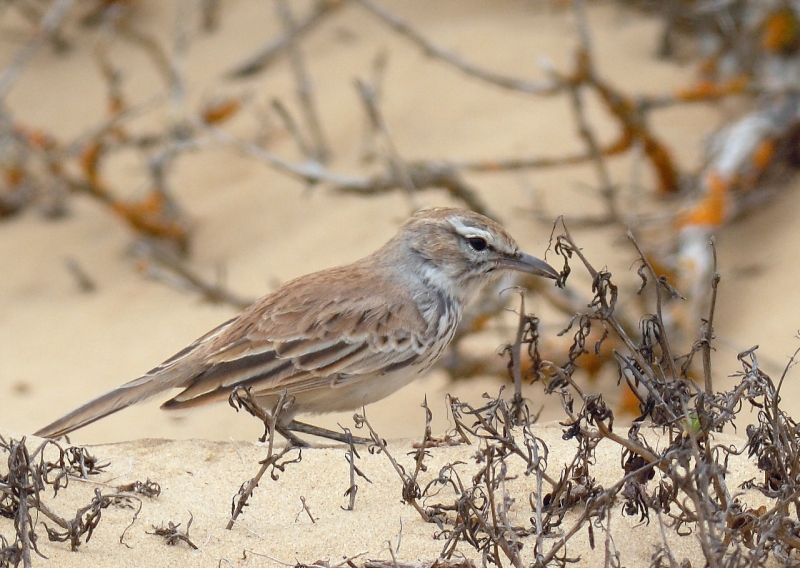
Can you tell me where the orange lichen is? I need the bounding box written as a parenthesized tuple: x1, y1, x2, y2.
(751, 138, 776, 172)
(201, 98, 243, 125)
(677, 76, 749, 102)
(27, 130, 52, 150)
(591, 78, 680, 193)
(643, 135, 680, 194)
(111, 191, 191, 251)
(677, 170, 731, 228)
(78, 139, 191, 249)
(619, 384, 641, 416)
(79, 141, 106, 194)
(578, 337, 617, 382)
(4, 166, 25, 188)
(761, 7, 800, 54)
(697, 56, 719, 78)
(734, 138, 776, 190)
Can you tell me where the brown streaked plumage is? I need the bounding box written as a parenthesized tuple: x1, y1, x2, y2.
(36, 207, 558, 445)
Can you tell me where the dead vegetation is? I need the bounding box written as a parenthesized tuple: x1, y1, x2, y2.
(3, 0, 800, 566)
(0, 435, 150, 564)
(319, 227, 800, 567)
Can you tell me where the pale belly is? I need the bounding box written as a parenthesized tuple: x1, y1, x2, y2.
(254, 364, 428, 417)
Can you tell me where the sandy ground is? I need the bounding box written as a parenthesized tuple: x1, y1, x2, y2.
(2, 1, 800, 565)
(0, 425, 773, 567)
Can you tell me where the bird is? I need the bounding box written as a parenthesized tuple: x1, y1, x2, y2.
(36, 207, 559, 446)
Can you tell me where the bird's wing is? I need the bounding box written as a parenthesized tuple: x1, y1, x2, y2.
(162, 265, 433, 408)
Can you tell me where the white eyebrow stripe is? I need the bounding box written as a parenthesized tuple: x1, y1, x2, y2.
(448, 217, 494, 242)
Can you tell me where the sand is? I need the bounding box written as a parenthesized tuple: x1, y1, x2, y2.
(2, 1, 799, 565)
(0, 425, 771, 567)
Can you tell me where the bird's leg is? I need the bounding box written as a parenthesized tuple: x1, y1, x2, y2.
(284, 420, 371, 446)
(275, 422, 312, 447)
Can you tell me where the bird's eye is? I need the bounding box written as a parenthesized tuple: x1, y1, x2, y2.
(467, 237, 488, 251)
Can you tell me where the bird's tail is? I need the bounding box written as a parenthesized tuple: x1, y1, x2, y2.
(35, 375, 169, 439)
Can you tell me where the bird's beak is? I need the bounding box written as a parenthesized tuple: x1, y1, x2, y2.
(500, 252, 560, 279)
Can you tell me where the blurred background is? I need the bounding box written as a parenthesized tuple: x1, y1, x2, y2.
(2, 0, 800, 444)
